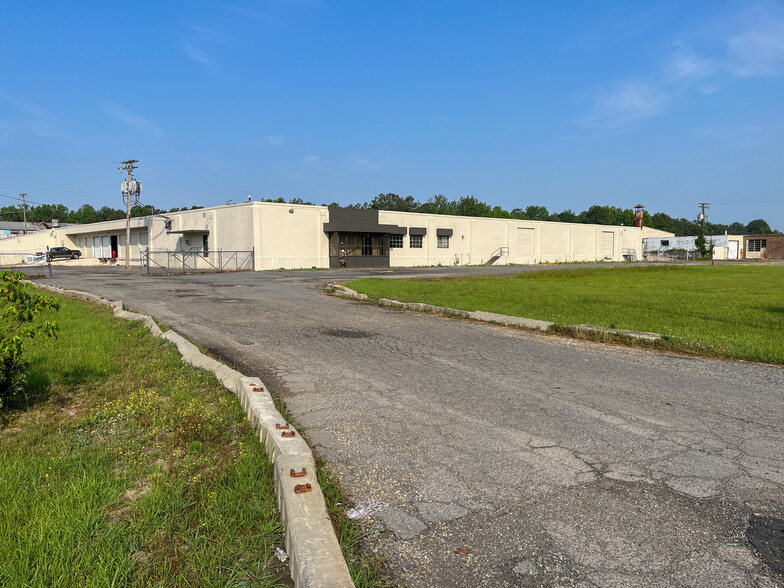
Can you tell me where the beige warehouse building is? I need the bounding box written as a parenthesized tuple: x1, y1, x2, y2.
(0, 201, 672, 271)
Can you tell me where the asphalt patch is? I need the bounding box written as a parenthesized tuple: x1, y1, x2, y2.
(746, 515, 784, 576)
(322, 328, 373, 339)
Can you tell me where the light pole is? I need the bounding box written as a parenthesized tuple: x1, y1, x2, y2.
(119, 159, 142, 269)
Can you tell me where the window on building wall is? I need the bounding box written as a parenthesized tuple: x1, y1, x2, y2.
(748, 239, 767, 252)
(437, 235, 450, 248)
(661, 240, 669, 246)
(410, 235, 423, 248)
(389, 234, 403, 248)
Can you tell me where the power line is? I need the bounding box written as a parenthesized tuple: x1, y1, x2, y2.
(0, 191, 42, 205)
(709, 199, 784, 205)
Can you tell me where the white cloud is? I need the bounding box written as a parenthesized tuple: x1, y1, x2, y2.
(183, 42, 214, 69)
(304, 155, 320, 163)
(105, 107, 162, 136)
(0, 92, 60, 137)
(576, 5, 784, 131)
(188, 24, 232, 45)
(727, 19, 784, 77)
(225, 6, 284, 27)
(664, 52, 716, 82)
(238, 135, 285, 148)
(578, 82, 665, 129)
(345, 153, 383, 170)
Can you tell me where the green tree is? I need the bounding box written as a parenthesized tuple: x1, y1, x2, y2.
(72, 204, 100, 224)
(28, 203, 71, 223)
(418, 194, 456, 215)
(581, 205, 617, 225)
(695, 233, 708, 258)
(524, 205, 549, 221)
(0, 271, 59, 409)
(455, 195, 492, 217)
(0, 206, 23, 222)
(369, 193, 420, 212)
(746, 219, 772, 234)
(558, 209, 578, 223)
(97, 206, 125, 221)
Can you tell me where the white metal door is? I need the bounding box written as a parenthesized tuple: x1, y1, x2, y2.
(728, 240, 739, 259)
(517, 228, 535, 257)
(601, 231, 615, 259)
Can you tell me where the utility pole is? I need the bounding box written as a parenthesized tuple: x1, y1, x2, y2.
(119, 159, 141, 269)
(698, 202, 710, 232)
(20, 193, 28, 235)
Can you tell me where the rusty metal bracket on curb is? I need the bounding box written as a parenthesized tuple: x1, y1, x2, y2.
(30, 281, 355, 588)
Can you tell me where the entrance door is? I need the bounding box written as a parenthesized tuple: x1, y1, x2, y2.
(110, 236, 119, 260)
(362, 233, 373, 256)
(601, 231, 615, 259)
(728, 240, 739, 260)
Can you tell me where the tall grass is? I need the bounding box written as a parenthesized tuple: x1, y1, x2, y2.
(0, 296, 288, 587)
(347, 265, 784, 363)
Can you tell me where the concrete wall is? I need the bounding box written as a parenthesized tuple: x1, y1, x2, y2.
(381, 210, 667, 266)
(254, 202, 330, 270)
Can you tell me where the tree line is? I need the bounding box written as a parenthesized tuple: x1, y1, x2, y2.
(0, 203, 203, 225)
(2, 195, 778, 237)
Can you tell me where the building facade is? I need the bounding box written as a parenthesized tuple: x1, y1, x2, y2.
(744, 235, 784, 260)
(0, 201, 673, 270)
(642, 234, 744, 260)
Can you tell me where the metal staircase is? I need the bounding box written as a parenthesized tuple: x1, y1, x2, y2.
(485, 246, 509, 265)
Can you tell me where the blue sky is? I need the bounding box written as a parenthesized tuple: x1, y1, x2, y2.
(1, 1, 782, 230)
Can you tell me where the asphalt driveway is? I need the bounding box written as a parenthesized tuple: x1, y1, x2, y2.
(37, 266, 784, 587)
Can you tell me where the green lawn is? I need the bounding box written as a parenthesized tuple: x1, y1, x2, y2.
(0, 295, 288, 586)
(346, 265, 784, 364)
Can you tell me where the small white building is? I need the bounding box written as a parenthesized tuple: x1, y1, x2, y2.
(0, 201, 673, 270)
(643, 234, 743, 260)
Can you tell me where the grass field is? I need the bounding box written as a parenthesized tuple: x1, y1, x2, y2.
(346, 264, 784, 364)
(0, 293, 390, 587)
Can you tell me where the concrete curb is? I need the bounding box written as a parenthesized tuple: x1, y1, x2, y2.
(30, 282, 355, 588)
(329, 284, 664, 341)
(469, 310, 553, 332)
(328, 283, 367, 301)
(569, 324, 662, 342)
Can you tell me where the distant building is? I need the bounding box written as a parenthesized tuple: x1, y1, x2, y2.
(0, 221, 47, 239)
(744, 235, 784, 260)
(643, 234, 744, 260)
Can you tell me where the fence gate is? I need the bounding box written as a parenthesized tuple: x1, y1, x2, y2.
(141, 249, 254, 275)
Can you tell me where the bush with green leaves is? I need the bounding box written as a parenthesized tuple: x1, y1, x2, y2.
(0, 270, 59, 409)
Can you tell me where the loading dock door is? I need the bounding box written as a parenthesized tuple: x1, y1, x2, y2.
(93, 236, 110, 258)
(601, 231, 615, 259)
(517, 228, 535, 257)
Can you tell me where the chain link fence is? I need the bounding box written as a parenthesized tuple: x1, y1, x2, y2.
(141, 249, 255, 275)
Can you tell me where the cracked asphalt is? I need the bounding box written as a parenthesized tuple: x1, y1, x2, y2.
(37, 265, 784, 587)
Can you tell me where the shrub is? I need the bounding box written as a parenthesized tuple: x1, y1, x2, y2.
(0, 270, 60, 409)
